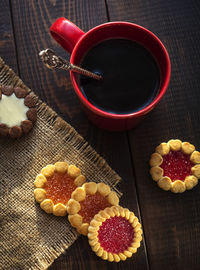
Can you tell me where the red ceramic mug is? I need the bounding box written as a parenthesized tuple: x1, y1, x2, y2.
(50, 18, 171, 131)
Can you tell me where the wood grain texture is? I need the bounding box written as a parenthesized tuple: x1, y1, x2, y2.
(0, 0, 17, 71)
(9, 1, 148, 269)
(107, 0, 200, 269)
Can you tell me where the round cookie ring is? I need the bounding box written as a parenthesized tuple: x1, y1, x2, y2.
(34, 162, 86, 216)
(0, 85, 37, 138)
(67, 182, 119, 235)
(150, 139, 200, 193)
(88, 206, 142, 262)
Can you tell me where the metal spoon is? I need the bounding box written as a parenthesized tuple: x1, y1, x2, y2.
(39, 48, 102, 80)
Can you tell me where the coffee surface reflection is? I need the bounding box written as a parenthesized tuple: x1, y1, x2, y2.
(80, 39, 160, 114)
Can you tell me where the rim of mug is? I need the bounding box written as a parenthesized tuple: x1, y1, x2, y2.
(70, 21, 171, 119)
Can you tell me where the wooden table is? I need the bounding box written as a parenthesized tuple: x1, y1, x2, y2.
(1, 1, 200, 269)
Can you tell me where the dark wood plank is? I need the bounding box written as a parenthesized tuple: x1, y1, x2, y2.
(0, 0, 17, 71)
(10, 1, 149, 269)
(107, 0, 200, 269)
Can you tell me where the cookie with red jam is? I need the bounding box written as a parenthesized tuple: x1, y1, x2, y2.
(88, 206, 142, 262)
(67, 182, 119, 235)
(34, 162, 86, 216)
(150, 139, 200, 193)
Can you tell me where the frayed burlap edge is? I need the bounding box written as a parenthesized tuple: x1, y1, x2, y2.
(0, 57, 122, 193)
(0, 57, 122, 270)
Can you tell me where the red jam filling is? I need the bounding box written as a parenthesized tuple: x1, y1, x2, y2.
(78, 192, 111, 223)
(160, 150, 192, 181)
(98, 216, 134, 253)
(44, 172, 77, 204)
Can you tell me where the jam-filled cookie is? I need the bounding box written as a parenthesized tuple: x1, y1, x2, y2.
(34, 162, 86, 216)
(67, 182, 119, 235)
(88, 206, 142, 262)
(0, 85, 37, 138)
(150, 139, 200, 193)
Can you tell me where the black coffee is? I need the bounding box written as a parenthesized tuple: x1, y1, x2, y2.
(79, 39, 160, 114)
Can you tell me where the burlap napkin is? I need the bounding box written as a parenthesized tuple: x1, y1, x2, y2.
(0, 57, 122, 270)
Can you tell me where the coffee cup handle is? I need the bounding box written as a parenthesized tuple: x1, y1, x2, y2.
(50, 17, 85, 54)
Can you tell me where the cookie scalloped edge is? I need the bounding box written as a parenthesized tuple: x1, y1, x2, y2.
(0, 85, 37, 138)
(67, 182, 119, 235)
(88, 205, 142, 262)
(150, 139, 200, 193)
(34, 162, 86, 216)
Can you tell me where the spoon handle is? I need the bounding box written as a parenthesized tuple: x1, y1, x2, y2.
(39, 48, 102, 80)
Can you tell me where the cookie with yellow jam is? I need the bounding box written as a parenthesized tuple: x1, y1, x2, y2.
(34, 162, 86, 216)
(150, 139, 200, 193)
(67, 182, 119, 235)
(88, 206, 142, 262)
